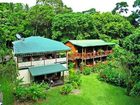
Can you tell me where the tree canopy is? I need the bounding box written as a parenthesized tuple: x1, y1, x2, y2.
(127, 0, 140, 27)
(27, 5, 55, 38)
(92, 12, 133, 39)
(36, 0, 72, 13)
(52, 13, 97, 42)
(82, 8, 97, 14)
(123, 28, 140, 54)
(112, 2, 129, 14)
(0, 3, 29, 47)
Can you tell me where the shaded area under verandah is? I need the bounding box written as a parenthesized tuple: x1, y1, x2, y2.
(29, 64, 68, 86)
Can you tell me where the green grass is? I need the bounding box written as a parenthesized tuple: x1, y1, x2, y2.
(34, 74, 140, 105)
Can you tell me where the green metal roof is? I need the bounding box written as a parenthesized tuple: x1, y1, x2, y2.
(68, 40, 115, 47)
(12, 36, 70, 56)
(29, 64, 68, 76)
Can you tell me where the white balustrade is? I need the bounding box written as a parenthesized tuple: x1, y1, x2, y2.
(18, 57, 67, 69)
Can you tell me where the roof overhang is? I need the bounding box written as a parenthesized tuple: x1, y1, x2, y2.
(13, 36, 70, 57)
(29, 64, 68, 76)
(66, 40, 115, 47)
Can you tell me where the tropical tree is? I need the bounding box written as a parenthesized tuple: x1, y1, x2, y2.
(52, 13, 97, 42)
(127, 0, 140, 27)
(0, 3, 30, 47)
(133, 0, 140, 24)
(123, 28, 140, 95)
(36, 0, 72, 13)
(27, 5, 55, 38)
(92, 12, 133, 40)
(82, 8, 97, 14)
(133, 0, 140, 11)
(112, 2, 129, 14)
(123, 28, 140, 54)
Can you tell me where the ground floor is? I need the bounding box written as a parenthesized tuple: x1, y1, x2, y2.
(15, 74, 140, 105)
(34, 72, 64, 86)
(18, 63, 68, 85)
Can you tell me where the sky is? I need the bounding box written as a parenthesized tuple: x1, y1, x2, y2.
(0, 0, 135, 14)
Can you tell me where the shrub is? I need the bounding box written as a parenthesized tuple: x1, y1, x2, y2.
(98, 49, 104, 55)
(92, 62, 105, 73)
(14, 83, 48, 101)
(130, 81, 140, 96)
(68, 62, 75, 69)
(69, 69, 81, 87)
(71, 81, 79, 89)
(98, 61, 127, 87)
(40, 82, 50, 90)
(60, 84, 73, 95)
(83, 66, 91, 75)
(99, 68, 127, 87)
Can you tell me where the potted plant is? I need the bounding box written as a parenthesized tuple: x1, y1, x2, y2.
(98, 49, 104, 55)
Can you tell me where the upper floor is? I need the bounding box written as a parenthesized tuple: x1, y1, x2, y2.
(65, 39, 114, 60)
(12, 36, 70, 69)
(16, 52, 67, 69)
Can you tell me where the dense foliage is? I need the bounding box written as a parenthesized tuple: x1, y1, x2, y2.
(122, 28, 140, 96)
(93, 46, 135, 89)
(14, 83, 48, 101)
(92, 12, 133, 39)
(130, 81, 140, 96)
(0, 59, 17, 105)
(69, 69, 81, 88)
(99, 61, 127, 87)
(83, 66, 92, 75)
(27, 5, 55, 37)
(52, 13, 97, 42)
(0, 3, 30, 46)
(36, 0, 72, 14)
(60, 84, 73, 95)
(60, 69, 81, 95)
(123, 28, 140, 54)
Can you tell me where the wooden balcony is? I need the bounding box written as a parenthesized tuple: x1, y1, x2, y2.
(68, 50, 113, 60)
(18, 57, 67, 69)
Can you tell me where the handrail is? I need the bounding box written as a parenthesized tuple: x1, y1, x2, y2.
(68, 50, 113, 60)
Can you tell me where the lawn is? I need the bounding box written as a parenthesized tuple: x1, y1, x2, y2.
(34, 74, 140, 105)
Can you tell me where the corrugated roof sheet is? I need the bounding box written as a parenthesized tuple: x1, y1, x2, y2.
(68, 40, 115, 47)
(13, 36, 70, 56)
(29, 64, 68, 76)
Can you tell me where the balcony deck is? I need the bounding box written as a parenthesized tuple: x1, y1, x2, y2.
(18, 57, 67, 69)
(68, 50, 112, 60)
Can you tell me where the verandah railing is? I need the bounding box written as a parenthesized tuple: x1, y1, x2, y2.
(68, 50, 113, 60)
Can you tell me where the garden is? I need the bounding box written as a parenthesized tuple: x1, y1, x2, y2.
(20, 74, 140, 105)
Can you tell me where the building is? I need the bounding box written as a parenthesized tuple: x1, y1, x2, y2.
(12, 36, 70, 85)
(65, 40, 114, 69)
